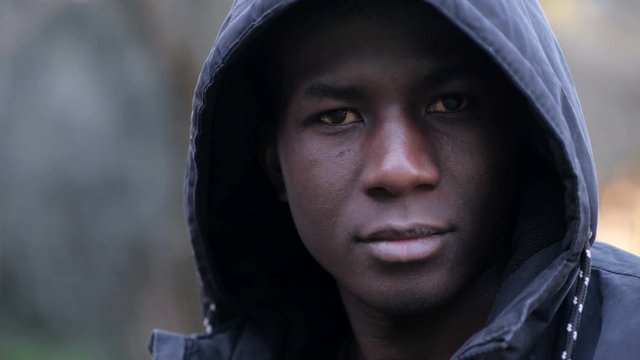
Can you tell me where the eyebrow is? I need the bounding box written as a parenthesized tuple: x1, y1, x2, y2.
(303, 83, 364, 101)
(301, 63, 484, 101)
(418, 63, 481, 87)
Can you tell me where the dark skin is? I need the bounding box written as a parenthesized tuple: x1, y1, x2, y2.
(264, 2, 523, 359)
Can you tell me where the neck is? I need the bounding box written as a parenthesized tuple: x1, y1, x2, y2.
(339, 265, 502, 360)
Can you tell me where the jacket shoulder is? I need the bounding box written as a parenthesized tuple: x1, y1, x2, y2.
(148, 320, 274, 360)
(586, 242, 640, 359)
(591, 241, 640, 279)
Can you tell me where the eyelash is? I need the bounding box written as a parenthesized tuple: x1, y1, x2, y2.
(314, 109, 363, 126)
(310, 94, 472, 127)
(426, 94, 470, 114)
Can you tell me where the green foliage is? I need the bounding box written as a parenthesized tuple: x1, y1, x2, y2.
(0, 336, 109, 360)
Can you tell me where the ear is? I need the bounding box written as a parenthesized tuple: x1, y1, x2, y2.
(260, 144, 288, 202)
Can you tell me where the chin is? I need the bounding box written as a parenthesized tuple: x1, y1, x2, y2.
(400, 290, 459, 317)
(351, 274, 463, 317)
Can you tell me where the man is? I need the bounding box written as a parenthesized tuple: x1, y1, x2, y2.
(149, 1, 640, 359)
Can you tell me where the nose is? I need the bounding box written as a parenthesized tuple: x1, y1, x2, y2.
(361, 111, 440, 198)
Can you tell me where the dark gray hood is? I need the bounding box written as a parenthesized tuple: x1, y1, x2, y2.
(184, 0, 598, 358)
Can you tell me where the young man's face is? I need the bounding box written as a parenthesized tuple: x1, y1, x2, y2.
(269, 2, 522, 314)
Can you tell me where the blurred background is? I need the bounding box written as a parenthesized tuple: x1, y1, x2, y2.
(0, 0, 638, 359)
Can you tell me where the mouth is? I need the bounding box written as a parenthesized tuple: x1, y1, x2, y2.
(356, 224, 450, 263)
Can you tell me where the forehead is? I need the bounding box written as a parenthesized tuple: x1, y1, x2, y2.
(276, 1, 464, 51)
(267, 1, 499, 92)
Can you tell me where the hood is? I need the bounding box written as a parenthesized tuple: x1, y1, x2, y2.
(185, 0, 598, 357)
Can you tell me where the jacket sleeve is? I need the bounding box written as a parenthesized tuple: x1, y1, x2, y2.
(148, 320, 275, 360)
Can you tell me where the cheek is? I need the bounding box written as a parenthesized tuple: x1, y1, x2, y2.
(439, 126, 517, 225)
(277, 135, 358, 261)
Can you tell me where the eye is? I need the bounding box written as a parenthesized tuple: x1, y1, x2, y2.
(316, 109, 362, 126)
(426, 95, 469, 113)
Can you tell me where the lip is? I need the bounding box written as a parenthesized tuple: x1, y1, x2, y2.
(357, 224, 449, 263)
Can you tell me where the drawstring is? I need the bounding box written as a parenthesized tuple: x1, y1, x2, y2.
(203, 302, 216, 334)
(560, 235, 593, 360)
(198, 238, 595, 358)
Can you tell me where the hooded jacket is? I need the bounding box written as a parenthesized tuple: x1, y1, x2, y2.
(149, 0, 640, 359)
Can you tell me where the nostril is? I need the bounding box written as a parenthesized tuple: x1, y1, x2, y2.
(364, 174, 438, 198)
(366, 186, 394, 199)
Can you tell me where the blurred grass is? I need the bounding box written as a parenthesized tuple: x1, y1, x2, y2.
(0, 1, 638, 360)
(0, 335, 110, 360)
